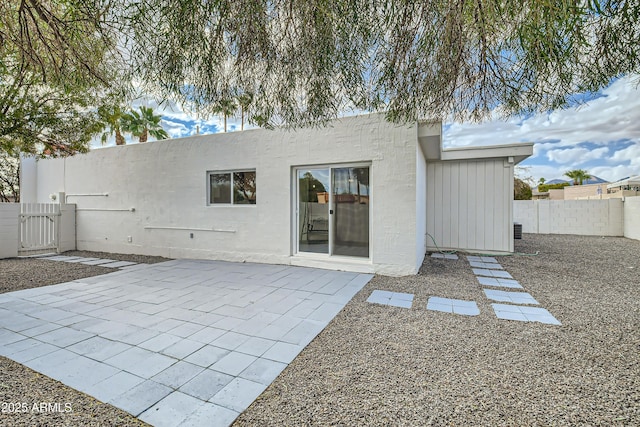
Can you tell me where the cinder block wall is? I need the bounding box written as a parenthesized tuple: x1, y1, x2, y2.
(0, 203, 19, 259)
(624, 196, 640, 240)
(514, 199, 624, 236)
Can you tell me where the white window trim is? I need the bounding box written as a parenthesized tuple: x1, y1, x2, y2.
(206, 169, 256, 206)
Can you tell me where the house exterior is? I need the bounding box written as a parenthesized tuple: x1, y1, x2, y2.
(21, 114, 532, 276)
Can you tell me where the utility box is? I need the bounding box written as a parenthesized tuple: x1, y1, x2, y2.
(514, 223, 522, 239)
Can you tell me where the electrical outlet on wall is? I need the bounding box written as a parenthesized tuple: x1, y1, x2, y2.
(127, 236, 132, 243)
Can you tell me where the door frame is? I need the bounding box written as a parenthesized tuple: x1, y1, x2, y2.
(292, 162, 372, 259)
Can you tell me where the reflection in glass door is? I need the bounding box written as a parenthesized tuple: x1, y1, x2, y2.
(298, 169, 330, 254)
(332, 167, 370, 257)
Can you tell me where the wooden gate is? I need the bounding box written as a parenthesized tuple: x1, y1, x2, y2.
(18, 203, 61, 255)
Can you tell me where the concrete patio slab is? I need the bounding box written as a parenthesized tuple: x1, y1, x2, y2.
(0, 259, 372, 426)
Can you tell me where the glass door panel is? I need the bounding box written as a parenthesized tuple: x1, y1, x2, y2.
(298, 169, 330, 254)
(331, 167, 370, 257)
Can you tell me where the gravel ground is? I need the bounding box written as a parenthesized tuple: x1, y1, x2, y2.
(236, 234, 640, 426)
(0, 250, 165, 427)
(0, 237, 638, 426)
(0, 251, 169, 294)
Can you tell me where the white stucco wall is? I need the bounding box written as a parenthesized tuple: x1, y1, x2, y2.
(24, 114, 423, 275)
(0, 203, 19, 259)
(623, 196, 640, 240)
(415, 144, 427, 268)
(426, 158, 514, 253)
(514, 199, 624, 236)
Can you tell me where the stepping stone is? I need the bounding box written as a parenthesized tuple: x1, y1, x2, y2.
(431, 253, 459, 260)
(81, 259, 116, 265)
(98, 261, 138, 268)
(469, 261, 504, 270)
(65, 257, 100, 263)
(467, 256, 498, 263)
(472, 269, 513, 279)
(366, 290, 414, 308)
(476, 277, 523, 289)
(44, 256, 82, 262)
(492, 304, 561, 325)
(426, 297, 479, 316)
(483, 289, 539, 305)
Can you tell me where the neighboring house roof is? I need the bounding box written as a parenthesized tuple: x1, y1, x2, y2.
(607, 175, 640, 189)
(546, 176, 607, 185)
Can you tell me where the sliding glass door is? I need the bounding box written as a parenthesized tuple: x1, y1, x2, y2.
(298, 168, 330, 254)
(296, 165, 370, 258)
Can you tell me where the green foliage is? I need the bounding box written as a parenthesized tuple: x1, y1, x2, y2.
(123, 0, 640, 127)
(0, 59, 104, 156)
(299, 172, 327, 203)
(212, 99, 238, 132)
(538, 182, 570, 192)
(97, 103, 127, 146)
(564, 169, 592, 185)
(121, 106, 169, 143)
(0, 0, 127, 155)
(0, 149, 20, 202)
(514, 178, 532, 200)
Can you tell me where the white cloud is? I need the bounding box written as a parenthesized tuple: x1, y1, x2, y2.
(546, 146, 608, 164)
(444, 75, 640, 182)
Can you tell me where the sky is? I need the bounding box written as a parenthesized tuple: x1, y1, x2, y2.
(103, 75, 640, 185)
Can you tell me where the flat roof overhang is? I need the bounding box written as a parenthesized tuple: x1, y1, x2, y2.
(418, 121, 534, 165)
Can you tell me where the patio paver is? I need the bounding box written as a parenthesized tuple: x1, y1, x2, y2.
(366, 290, 414, 308)
(492, 303, 561, 325)
(430, 253, 459, 260)
(426, 297, 480, 316)
(472, 268, 513, 279)
(483, 289, 539, 305)
(0, 259, 372, 426)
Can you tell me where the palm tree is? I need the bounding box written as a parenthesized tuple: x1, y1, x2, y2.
(122, 106, 169, 142)
(564, 169, 592, 185)
(97, 105, 126, 145)
(213, 98, 237, 132)
(236, 93, 253, 131)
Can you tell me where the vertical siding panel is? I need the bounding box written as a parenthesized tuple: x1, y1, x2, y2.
(467, 162, 477, 250)
(485, 162, 496, 250)
(458, 162, 468, 250)
(450, 162, 460, 248)
(497, 161, 508, 250)
(441, 163, 451, 248)
(492, 161, 503, 250)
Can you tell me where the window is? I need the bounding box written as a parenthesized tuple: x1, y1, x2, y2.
(208, 171, 256, 205)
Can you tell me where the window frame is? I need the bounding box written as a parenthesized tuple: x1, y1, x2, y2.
(207, 169, 257, 206)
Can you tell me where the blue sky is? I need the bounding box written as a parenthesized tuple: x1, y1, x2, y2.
(104, 75, 640, 184)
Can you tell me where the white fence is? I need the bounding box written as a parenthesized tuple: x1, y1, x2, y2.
(514, 198, 640, 238)
(19, 203, 60, 254)
(0, 203, 76, 259)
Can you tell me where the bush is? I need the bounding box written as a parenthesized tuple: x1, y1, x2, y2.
(538, 182, 569, 192)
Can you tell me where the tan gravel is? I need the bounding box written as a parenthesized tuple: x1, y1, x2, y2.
(235, 234, 640, 426)
(1, 237, 639, 426)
